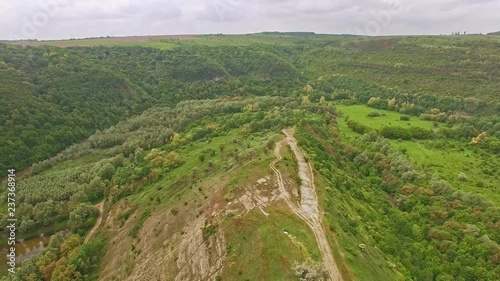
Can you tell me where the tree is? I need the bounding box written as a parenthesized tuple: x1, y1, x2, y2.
(388, 98, 397, 109)
(301, 95, 311, 106)
(147, 168, 162, 182)
(99, 163, 115, 180)
(68, 204, 98, 235)
(50, 257, 82, 281)
(319, 96, 326, 105)
(60, 235, 81, 257)
(86, 177, 105, 201)
(19, 218, 36, 232)
(36, 250, 58, 280)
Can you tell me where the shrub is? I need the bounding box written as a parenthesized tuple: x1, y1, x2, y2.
(292, 259, 328, 281)
(400, 115, 411, 121)
(347, 120, 370, 134)
(380, 126, 412, 140)
(458, 172, 468, 182)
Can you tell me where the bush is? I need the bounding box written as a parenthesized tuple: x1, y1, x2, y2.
(380, 126, 412, 140)
(347, 120, 370, 134)
(458, 172, 468, 182)
(292, 259, 328, 281)
(400, 115, 411, 121)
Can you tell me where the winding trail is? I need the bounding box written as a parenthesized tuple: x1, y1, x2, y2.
(84, 201, 104, 244)
(270, 128, 343, 281)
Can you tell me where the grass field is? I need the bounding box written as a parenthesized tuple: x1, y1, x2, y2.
(11, 35, 188, 49)
(391, 140, 499, 204)
(10, 33, 355, 49)
(336, 104, 436, 131)
(335, 104, 499, 204)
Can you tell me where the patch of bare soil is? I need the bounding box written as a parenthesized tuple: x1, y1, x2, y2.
(232, 176, 279, 216)
(174, 216, 226, 281)
(99, 176, 230, 281)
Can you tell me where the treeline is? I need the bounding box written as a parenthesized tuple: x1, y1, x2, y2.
(346, 118, 500, 153)
(346, 119, 433, 140)
(29, 96, 298, 173)
(308, 75, 495, 116)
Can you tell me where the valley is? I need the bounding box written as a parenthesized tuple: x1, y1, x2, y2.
(0, 33, 498, 280)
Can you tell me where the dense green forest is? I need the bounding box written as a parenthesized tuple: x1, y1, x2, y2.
(1, 34, 499, 280)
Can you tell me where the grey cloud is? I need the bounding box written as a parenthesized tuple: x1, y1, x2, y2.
(1, 0, 499, 40)
(118, 0, 182, 19)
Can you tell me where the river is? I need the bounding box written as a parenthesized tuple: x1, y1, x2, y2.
(1, 234, 51, 272)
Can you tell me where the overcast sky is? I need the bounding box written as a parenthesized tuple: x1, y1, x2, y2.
(1, 0, 499, 40)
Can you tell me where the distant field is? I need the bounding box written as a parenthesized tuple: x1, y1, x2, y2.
(8, 33, 355, 49)
(10, 35, 196, 49)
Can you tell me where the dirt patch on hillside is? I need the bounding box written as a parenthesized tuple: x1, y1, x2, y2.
(98, 201, 139, 281)
(98, 175, 230, 281)
(175, 216, 226, 281)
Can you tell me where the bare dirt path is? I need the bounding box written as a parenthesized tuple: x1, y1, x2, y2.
(84, 201, 105, 244)
(270, 128, 343, 281)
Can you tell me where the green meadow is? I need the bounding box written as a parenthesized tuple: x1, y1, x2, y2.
(336, 104, 499, 204)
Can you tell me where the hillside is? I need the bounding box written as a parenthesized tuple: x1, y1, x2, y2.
(1, 35, 499, 281)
